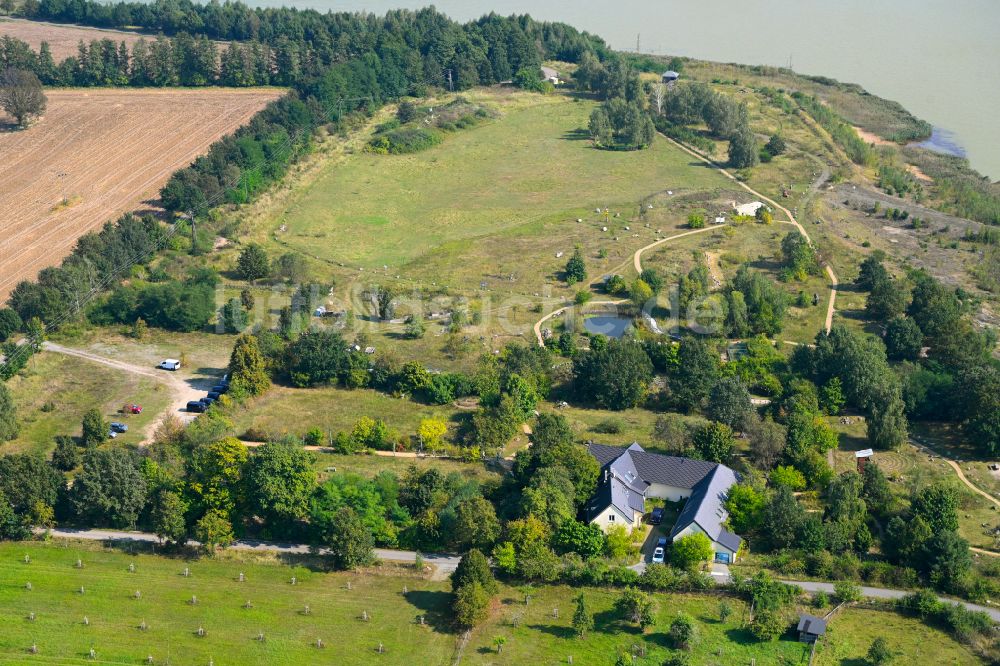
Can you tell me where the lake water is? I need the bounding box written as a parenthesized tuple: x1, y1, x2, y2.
(244, 0, 1000, 180)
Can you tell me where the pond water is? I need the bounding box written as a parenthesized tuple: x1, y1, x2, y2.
(584, 316, 633, 339)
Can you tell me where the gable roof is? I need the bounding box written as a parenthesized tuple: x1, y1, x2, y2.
(586, 443, 742, 550)
(797, 614, 827, 635)
(670, 464, 739, 542)
(588, 442, 718, 491)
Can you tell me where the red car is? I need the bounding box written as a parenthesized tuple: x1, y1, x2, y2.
(128, 404, 142, 414)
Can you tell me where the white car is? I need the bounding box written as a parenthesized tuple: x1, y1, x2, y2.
(158, 359, 181, 371)
(652, 546, 665, 564)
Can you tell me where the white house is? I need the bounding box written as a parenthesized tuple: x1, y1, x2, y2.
(585, 443, 743, 562)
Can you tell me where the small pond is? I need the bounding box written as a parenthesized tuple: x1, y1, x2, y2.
(584, 316, 633, 339)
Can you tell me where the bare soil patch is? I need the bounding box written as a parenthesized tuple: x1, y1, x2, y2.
(0, 87, 283, 301)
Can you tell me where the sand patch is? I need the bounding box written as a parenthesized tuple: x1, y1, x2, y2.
(853, 125, 894, 146)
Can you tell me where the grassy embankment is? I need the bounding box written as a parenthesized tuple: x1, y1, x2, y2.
(0, 541, 983, 666)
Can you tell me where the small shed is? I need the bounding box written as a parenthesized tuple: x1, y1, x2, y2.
(797, 614, 827, 643)
(855, 448, 874, 473)
(661, 70, 680, 86)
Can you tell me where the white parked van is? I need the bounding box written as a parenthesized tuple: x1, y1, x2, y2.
(158, 359, 181, 371)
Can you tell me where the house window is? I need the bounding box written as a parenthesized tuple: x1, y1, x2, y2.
(608, 513, 615, 522)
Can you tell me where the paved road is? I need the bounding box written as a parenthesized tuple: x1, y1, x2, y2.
(778, 579, 1000, 622)
(38, 527, 462, 580)
(37, 528, 1000, 619)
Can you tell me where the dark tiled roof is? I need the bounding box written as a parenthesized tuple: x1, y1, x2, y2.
(629, 450, 719, 489)
(586, 443, 741, 550)
(717, 528, 743, 552)
(587, 442, 719, 491)
(585, 475, 643, 520)
(670, 465, 739, 541)
(797, 614, 827, 635)
(589, 442, 628, 468)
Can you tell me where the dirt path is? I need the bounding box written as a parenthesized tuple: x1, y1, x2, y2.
(660, 135, 839, 334)
(532, 135, 840, 346)
(533, 299, 626, 346)
(704, 250, 725, 290)
(42, 342, 209, 441)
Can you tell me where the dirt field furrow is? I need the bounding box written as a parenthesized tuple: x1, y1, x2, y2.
(0, 88, 284, 300)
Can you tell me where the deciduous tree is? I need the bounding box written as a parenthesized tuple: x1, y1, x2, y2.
(0, 68, 46, 127)
(325, 506, 374, 569)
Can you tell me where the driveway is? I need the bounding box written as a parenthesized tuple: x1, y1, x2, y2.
(42, 342, 220, 442)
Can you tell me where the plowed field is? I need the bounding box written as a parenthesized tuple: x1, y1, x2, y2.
(0, 87, 283, 301)
(0, 17, 154, 60)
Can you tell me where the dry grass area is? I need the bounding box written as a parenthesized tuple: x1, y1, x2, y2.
(0, 17, 171, 60)
(0, 87, 284, 301)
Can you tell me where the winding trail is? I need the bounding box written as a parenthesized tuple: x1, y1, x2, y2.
(532, 135, 839, 346)
(660, 135, 839, 333)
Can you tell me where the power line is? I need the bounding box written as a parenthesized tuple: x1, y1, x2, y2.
(1, 69, 449, 373)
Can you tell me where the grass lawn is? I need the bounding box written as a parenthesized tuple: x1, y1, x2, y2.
(460, 584, 979, 666)
(812, 606, 980, 665)
(52, 327, 237, 380)
(310, 452, 500, 486)
(463, 585, 810, 665)
(828, 418, 1000, 551)
(272, 90, 728, 272)
(225, 384, 461, 443)
(0, 540, 456, 666)
(2, 352, 171, 457)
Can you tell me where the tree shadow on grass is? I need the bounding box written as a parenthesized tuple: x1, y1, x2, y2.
(724, 626, 763, 645)
(594, 609, 642, 635)
(403, 590, 454, 633)
(561, 128, 590, 141)
(527, 623, 576, 639)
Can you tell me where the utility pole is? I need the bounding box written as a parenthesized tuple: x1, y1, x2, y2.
(445, 69, 453, 92)
(788, 53, 793, 71)
(636, 33, 640, 54)
(189, 211, 198, 256)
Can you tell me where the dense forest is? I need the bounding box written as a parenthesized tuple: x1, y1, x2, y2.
(3, 0, 606, 86)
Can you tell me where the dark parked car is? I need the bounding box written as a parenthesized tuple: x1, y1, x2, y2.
(650, 507, 665, 525)
(200, 396, 216, 407)
(186, 401, 206, 413)
(211, 384, 227, 394)
(110, 422, 128, 433)
(656, 536, 668, 548)
(207, 391, 222, 401)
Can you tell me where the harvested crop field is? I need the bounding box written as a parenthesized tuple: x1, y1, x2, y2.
(0, 17, 155, 60)
(0, 87, 284, 301)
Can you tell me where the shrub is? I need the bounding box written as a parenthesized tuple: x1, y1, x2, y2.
(833, 580, 862, 603)
(669, 612, 698, 650)
(592, 417, 625, 434)
(367, 127, 442, 155)
(303, 427, 326, 447)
